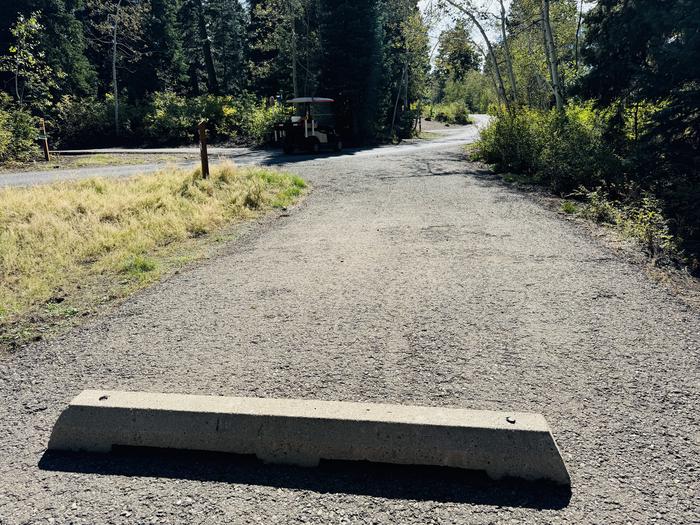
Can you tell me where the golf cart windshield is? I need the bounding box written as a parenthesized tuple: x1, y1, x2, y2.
(288, 97, 335, 127)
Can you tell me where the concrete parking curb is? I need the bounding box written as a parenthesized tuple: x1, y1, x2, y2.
(48, 390, 570, 485)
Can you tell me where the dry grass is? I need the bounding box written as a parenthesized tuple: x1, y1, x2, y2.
(0, 163, 306, 333)
(0, 153, 191, 173)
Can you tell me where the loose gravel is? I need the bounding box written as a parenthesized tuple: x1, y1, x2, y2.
(1, 128, 698, 524)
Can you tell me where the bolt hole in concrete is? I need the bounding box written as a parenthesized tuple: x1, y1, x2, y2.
(38, 447, 572, 509)
(506, 417, 516, 424)
(98, 395, 109, 401)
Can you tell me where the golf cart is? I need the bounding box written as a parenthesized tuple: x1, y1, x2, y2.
(275, 97, 342, 154)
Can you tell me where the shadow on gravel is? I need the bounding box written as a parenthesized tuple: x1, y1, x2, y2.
(39, 448, 571, 509)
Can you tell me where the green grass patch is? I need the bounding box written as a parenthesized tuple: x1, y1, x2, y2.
(0, 162, 307, 347)
(418, 131, 447, 141)
(120, 255, 158, 277)
(561, 201, 578, 214)
(573, 189, 680, 261)
(0, 153, 188, 173)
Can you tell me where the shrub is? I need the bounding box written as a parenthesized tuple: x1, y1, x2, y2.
(0, 109, 10, 157)
(0, 94, 39, 162)
(561, 201, 578, 214)
(53, 94, 146, 148)
(143, 91, 204, 144)
(142, 92, 291, 146)
(54, 95, 113, 148)
(425, 101, 472, 125)
(576, 189, 679, 260)
(238, 99, 292, 145)
(474, 104, 621, 193)
(474, 109, 541, 176)
(621, 196, 678, 258)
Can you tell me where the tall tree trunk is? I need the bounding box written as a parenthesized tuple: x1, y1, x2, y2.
(113, 0, 121, 136)
(390, 61, 407, 137)
(541, 0, 563, 109)
(471, 40, 501, 109)
(443, 0, 510, 112)
(291, 16, 298, 97)
(498, 0, 517, 104)
(574, 0, 584, 75)
(14, 60, 21, 106)
(188, 61, 200, 95)
(194, 0, 218, 94)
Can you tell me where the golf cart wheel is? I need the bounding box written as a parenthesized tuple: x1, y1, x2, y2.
(307, 137, 320, 153)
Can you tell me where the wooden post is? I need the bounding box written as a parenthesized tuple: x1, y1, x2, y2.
(198, 120, 209, 179)
(39, 118, 50, 161)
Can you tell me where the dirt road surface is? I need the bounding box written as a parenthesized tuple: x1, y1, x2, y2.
(0, 123, 479, 188)
(1, 117, 698, 524)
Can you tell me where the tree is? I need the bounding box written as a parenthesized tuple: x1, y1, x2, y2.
(1, 1, 96, 98)
(246, 0, 321, 98)
(581, 0, 699, 176)
(128, 0, 187, 98)
(84, 0, 149, 134)
(208, 0, 247, 94)
(440, 0, 510, 110)
(318, 0, 382, 140)
(379, 0, 430, 137)
(433, 21, 480, 101)
(505, 0, 578, 108)
(0, 12, 56, 108)
(541, 0, 563, 109)
(497, 0, 517, 102)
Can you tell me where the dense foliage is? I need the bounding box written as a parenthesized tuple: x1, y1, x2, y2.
(447, 0, 698, 269)
(0, 0, 430, 156)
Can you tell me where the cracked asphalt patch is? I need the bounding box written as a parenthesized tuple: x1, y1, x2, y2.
(1, 136, 699, 524)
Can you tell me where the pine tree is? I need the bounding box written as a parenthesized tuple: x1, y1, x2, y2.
(318, 0, 382, 141)
(128, 0, 187, 98)
(208, 0, 247, 94)
(1, 0, 96, 98)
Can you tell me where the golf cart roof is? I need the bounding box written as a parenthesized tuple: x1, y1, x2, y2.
(287, 97, 335, 104)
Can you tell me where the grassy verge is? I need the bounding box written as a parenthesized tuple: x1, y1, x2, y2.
(417, 131, 447, 141)
(558, 191, 680, 264)
(472, 109, 697, 273)
(484, 164, 686, 267)
(0, 153, 194, 173)
(0, 163, 307, 350)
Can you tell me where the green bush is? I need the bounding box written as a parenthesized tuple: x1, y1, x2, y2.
(237, 97, 292, 145)
(474, 104, 621, 193)
(425, 101, 472, 125)
(143, 91, 206, 144)
(142, 92, 291, 146)
(577, 189, 678, 260)
(54, 94, 147, 148)
(0, 107, 13, 160)
(54, 95, 113, 147)
(0, 94, 39, 162)
(4, 92, 296, 154)
(474, 109, 541, 175)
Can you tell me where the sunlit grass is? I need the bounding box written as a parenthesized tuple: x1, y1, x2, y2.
(0, 162, 306, 324)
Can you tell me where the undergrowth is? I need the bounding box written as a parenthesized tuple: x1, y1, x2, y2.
(475, 106, 695, 270)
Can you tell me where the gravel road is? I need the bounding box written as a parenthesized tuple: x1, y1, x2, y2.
(1, 117, 698, 524)
(0, 123, 479, 188)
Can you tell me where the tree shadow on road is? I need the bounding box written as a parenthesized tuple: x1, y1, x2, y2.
(39, 448, 571, 510)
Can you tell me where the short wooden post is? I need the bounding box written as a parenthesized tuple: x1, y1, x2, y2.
(39, 118, 50, 161)
(198, 120, 209, 179)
